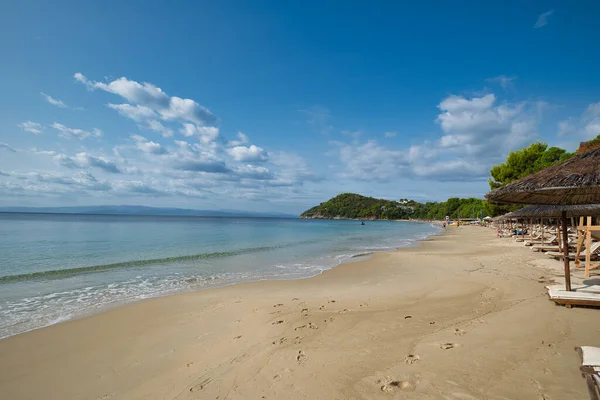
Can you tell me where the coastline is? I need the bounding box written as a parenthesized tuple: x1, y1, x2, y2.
(1, 226, 598, 399)
(0, 219, 440, 340)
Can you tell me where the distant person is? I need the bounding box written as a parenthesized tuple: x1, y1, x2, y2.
(442, 222, 446, 228)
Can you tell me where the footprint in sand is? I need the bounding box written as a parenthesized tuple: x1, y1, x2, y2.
(379, 378, 411, 392)
(429, 321, 436, 325)
(293, 336, 303, 344)
(319, 305, 326, 310)
(440, 342, 458, 350)
(297, 350, 308, 364)
(189, 377, 213, 392)
(328, 300, 336, 303)
(360, 303, 368, 307)
(324, 317, 335, 323)
(294, 324, 306, 331)
(272, 320, 284, 325)
(292, 298, 299, 301)
(404, 315, 412, 319)
(274, 304, 284, 308)
(270, 310, 283, 315)
(404, 354, 420, 364)
(308, 322, 318, 329)
(233, 335, 242, 340)
(301, 308, 309, 316)
(186, 362, 194, 367)
(338, 309, 349, 314)
(272, 337, 287, 345)
(454, 329, 466, 336)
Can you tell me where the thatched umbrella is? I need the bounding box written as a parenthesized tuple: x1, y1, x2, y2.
(486, 141, 600, 291)
(508, 204, 600, 219)
(486, 146, 600, 206)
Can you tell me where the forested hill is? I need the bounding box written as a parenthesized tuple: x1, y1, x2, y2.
(299, 193, 488, 220)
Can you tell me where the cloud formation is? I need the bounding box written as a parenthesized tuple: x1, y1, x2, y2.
(331, 92, 539, 182)
(41, 92, 68, 108)
(227, 145, 268, 162)
(534, 10, 554, 28)
(558, 102, 600, 139)
(18, 121, 43, 134)
(55, 152, 121, 173)
(51, 123, 102, 140)
(75, 73, 217, 126)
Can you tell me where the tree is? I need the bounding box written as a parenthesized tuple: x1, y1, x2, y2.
(486, 141, 576, 216)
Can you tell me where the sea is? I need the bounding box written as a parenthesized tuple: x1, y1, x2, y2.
(0, 213, 441, 339)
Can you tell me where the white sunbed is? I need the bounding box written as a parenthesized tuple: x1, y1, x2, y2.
(546, 241, 600, 260)
(574, 346, 600, 400)
(546, 285, 600, 308)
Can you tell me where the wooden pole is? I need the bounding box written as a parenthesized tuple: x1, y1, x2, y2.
(561, 211, 572, 292)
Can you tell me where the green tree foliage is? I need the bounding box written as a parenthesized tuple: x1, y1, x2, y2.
(485, 140, 579, 216)
(488, 142, 573, 190)
(299, 193, 490, 220)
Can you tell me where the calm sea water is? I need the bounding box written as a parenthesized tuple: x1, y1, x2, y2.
(0, 213, 440, 338)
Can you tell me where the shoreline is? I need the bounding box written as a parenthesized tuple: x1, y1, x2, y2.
(1, 226, 598, 399)
(0, 221, 441, 340)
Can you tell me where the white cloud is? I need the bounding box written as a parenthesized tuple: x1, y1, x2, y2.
(412, 159, 489, 181)
(331, 92, 540, 182)
(147, 120, 174, 137)
(534, 10, 554, 28)
(0, 142, 16, 152)
(41, 92, 68, 108)
(106, 104, 174, 137)
(383, 132, 397, 138)
(18, 121, 43, 134)
(130, 134, 167, 155)
(235, 165, 273, 180)
(108, 103, 157, 121)
(227, 145, 267, 162)
(51, 122, 102, 140)
(75, 73, 217, 127)
(180, 123, 220, 144)
(558, 102, 600, 140)
(55, 152, 121, 173)
(229, 132, 249, 146)
(332, 140, 409, 181)
(436, 93, 536, 156)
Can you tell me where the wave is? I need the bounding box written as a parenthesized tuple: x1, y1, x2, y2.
(0, 243, 303, 284)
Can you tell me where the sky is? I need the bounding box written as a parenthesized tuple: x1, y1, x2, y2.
(1, 1, 599, 214)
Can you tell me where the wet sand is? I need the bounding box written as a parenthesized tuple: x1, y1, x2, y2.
(1, 226, 599, 399)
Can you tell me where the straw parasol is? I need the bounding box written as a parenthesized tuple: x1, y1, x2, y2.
(486, 141, 600, 291)
(507, 204, 600, 219)
(485, 144, 600, 206)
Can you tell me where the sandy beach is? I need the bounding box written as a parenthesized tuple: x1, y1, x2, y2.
(1, 226, 599, 399)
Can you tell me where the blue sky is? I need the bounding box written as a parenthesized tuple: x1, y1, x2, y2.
(1, 1, 599, 214)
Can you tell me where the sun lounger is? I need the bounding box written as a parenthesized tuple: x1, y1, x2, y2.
(546, 285, 600, 308)
(532, 245, 561, 252)
(574, 346, 600, 400)
(546, 241, 600, 260)
(525, 235, 557, 246)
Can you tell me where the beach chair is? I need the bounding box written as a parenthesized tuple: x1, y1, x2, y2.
(575, 346, 600, 400)
(525, 234, 557, 246)
(546, 241, 600, 261)
(532, 245, 560, 252)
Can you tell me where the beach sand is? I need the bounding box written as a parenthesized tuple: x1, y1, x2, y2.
(1, 226, 599, 399)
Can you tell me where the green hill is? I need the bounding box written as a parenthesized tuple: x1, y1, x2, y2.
(299, 193, 489, 220)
